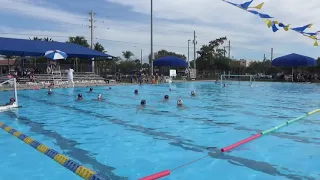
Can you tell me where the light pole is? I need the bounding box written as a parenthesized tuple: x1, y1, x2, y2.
(140, 49, 143, 70)
(150, 0, 154, 75)
(134, 46, 143, 70)
(188, 39, 191, 68)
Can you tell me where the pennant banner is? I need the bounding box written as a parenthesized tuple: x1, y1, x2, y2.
(222, 0, 319, 46)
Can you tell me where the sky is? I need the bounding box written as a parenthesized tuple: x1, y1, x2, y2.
(0, 0, 320, 63)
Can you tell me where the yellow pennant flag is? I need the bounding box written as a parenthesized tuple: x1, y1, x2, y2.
(273, 21, 279, 24)
(264, 19, 272, 28)
(308, 24, 313, 28)
(284, 25, 290, 31)
(310, 35, 317, 39)
(314, 41, 318, 46)
(252, 2, 264, 9)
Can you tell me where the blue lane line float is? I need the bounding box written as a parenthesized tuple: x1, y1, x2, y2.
(0, 122, 108, 180)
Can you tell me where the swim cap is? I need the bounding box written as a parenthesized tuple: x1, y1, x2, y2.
(78, 94, 82, 98)
(164, 95, 169, 99)
(98, 94, 102, 99)
(134, 89, 138, 93)
(141, 99, 146, 105)
(191, 91, 196, 95)
(177, 99, 183, 105)
(90, 88, 93, 91)
(10, 98, 15, 102)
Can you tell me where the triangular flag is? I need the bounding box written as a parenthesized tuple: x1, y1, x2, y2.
(314, 41, 318, 46)
(310, 36, 317, 39)
(308, 24, 313, 28)
(272, 23, 279, 32)
(249, 2, 264, 9)
(284, 24, 290, 31)
(264, 19, 272, 28)
(273, 21, 279, 24)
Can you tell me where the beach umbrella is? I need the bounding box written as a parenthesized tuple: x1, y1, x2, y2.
(44, 50, 68, 60)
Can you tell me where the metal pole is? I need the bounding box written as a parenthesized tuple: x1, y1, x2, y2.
(228, 40, 231, 59)
(271, 48, 273, 61)
(90, 10, 95, 73)
(141, 49, 143, 69)
(193, 31, 196, 70)
(188, 40, 190, 67)
(150, 0, 154, 75)
(13, 78, 18, 106)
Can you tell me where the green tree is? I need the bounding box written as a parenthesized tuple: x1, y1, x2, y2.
(42, 37, 54, 42)
(122, 51, 134, 60)
(196, 37, 228, 71)
(94, 42, 105, 52)
(29, 37, 43, 41)
(67, 36, 89, 47)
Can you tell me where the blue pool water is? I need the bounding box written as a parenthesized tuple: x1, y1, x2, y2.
(0, 81, 319, 180)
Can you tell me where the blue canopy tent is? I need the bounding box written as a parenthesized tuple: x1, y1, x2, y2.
(272, 53, 317, 81)
(0, 37, 114, 59)
(153, 56, 188, 67)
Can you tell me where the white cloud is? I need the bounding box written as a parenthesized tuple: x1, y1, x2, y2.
(0, 0, 319, 62)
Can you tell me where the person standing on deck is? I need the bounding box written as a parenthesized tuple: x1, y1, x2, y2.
(66, 67, 74, 87)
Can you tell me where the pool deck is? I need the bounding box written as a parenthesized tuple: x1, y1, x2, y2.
(0, 82, 131, 91)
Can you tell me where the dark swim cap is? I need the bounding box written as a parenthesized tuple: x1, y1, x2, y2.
(164, 95, 169, 99)
(141, 100, 146, 105)
(78, 94, 82, 98)
(135, 89, 138, 93)
(90, 88, 93, 91)
(10, 98, 15, 102)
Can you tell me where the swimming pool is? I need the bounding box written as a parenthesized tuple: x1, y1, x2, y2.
(0, 81, 319, 180)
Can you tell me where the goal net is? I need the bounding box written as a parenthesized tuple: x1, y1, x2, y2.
(220, 75, 254, 86)
(0, 78, 19, 109)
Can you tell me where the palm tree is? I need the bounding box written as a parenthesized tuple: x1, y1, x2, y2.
(122, 51, 134, 61)
(29, 37, 42, 41)
(94, 42, 105, 52)
(67, 36, 89, 47)
(42, 37, 54, 42)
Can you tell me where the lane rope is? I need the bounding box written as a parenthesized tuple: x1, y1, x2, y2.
(0, 122, 107, 180)
(139, 109, 320, 180)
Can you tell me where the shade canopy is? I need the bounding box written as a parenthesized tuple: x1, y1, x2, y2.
(0, 37, 114, 59)
(272, 53, 317, 67)
(153, 56, 188, 67)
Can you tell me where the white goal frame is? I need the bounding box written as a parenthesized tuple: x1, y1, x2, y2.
(220, 75, 254, 87)
(0, 78, 18, 106)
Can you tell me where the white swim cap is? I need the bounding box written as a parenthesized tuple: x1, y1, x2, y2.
(98, 94, 102, 98)
(177, 99, 183, 105)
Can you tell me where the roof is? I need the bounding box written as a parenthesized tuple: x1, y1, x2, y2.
(0, 37, 114, 59)
(0, 60, 15, 66)
(272, 53, 317, 67)
(154, 56, 188, 67)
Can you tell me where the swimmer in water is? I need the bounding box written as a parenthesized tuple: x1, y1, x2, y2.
(223, 84, 227, 87)
(141, 99, 146, 106)
(109, 87, 112, 90)
(191, 91, 196, 96)
(89, 88, 93, 92)
(134, 89, 139, 95)
(177, 99, 183, 107)
(164, 95, 169, 101)
(48, 88, 52, 95)
(77, 94, 83, 100)
(97, 94, 102, 100)
(4, 98, 15, 106)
